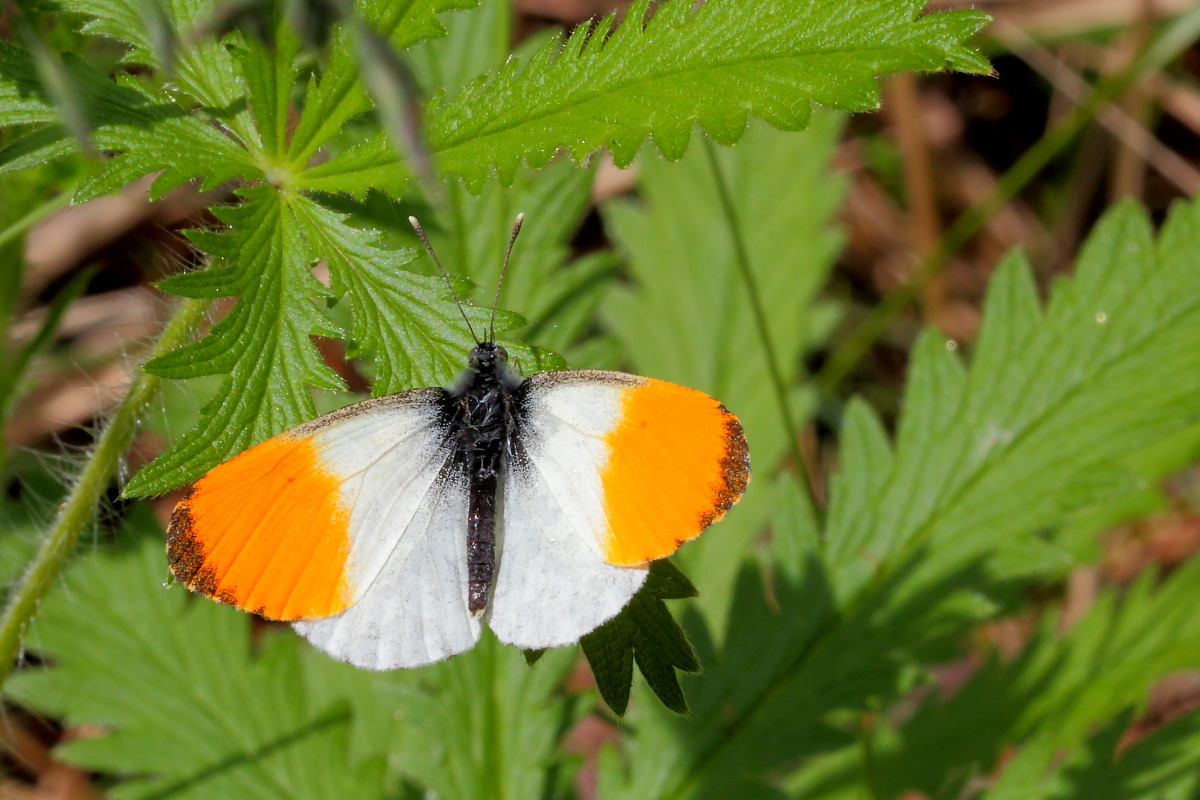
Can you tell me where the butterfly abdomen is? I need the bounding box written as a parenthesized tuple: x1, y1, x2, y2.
(447, 343, 523, 614)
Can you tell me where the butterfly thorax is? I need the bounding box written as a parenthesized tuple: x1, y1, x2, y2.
(445, 343, 525, 613)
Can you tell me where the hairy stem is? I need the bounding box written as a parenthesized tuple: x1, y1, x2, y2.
(0, 297, 208, 688)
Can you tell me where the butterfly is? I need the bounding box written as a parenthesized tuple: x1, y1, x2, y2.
(166, 215, 750, 669)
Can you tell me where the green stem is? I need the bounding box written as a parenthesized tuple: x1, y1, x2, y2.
(0, 297, 208, 689)
(701, 140, 818, 513)
(816, 6, 1200, 394)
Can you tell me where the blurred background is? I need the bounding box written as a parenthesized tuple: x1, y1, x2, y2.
(3, 0, 1200, 797)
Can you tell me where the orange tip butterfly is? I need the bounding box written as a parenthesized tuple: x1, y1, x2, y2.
(166, 215, 750, 669)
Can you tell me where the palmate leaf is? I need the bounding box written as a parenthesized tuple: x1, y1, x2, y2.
(114, 2, 506, 494)
(598, 198, 1200, 798)
(426, 0, 990, 188)
(4, 511, 384, 800)
(125, 184, 509, 495)
(2, 0, 477, 196)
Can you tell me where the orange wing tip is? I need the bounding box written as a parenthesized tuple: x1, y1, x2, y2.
(698, 407, 750, 528)
(168, 490, 237, 605)
(601, 380, 751, 566)
(164, 434, 355, 620)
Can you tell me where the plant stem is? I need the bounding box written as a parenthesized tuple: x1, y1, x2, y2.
(0, 297, 208, 689)
(701, 139, 819, 514)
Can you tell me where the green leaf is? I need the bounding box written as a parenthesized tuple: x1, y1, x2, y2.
(842, 552, 1200, 800)
(407, 0, 511, 99)
(6, 1, 481, 201)
(0, 52, 260, 199)
(67, 0, 261, 144)
(288, 194, 486, 394)
(377, 636, 582, 800)
(425, 160, 607, 361)
(599, 197, 1200, 799)
(0, 1, 270, 191)
(236, 11, 301, 159)
(426, 0, 990, 187)
(292, 129, 408, 198)
(287, 0, 478, 169)
(581, 560, 699, 716)
(0, 40, 258, 195)
(601, 114, 845, 624)
(0, 40, 60, 127)
(124, 187, 344, 495)
(1051, 709, 1200, 800)
(4, 512, 383, 800)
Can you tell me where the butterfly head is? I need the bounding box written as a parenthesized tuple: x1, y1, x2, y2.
(469, 341, 508, 373)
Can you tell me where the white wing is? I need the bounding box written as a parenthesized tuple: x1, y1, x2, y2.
(294, 465, 480, 670)
(292, 391, 481, 670)
(486, 374, 648, 649)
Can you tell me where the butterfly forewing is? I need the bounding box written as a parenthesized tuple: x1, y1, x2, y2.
(167, 388, 484, 668)
(486, 370, 749, 650)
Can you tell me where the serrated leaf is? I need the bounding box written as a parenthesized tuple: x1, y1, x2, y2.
(823, 200, 1200, 604)
(1051, 709, 1200, 800)
(870, 556, 1200, 800)
(236, 11, 301, 158)
(599, 197, 1200, 799)
(1, 1, 268, 189)
(293, 129, 408, 198)
(581, 560, 699, 716)
(288, 0, 478, 168)
(288, 194, 485, 393)
(425, 0, 990, 186)
(407, 0, 510, 99)
(0, 50, 261, 198)
(3, 512, 382, 800)
(125, 187, 345, 495)
(67, 0, 261, 144)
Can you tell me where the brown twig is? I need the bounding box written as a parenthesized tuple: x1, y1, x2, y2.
(886, 74, 948, 327)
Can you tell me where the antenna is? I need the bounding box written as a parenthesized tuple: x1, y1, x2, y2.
(408, 216, 479, 344)
(489, 212, 525, 343)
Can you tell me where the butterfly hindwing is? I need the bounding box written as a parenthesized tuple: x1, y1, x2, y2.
(487, 370, 749, 650)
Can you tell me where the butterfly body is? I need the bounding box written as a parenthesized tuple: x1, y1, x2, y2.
(165, 217, 749, 670)
(445, 341, 523, 612)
